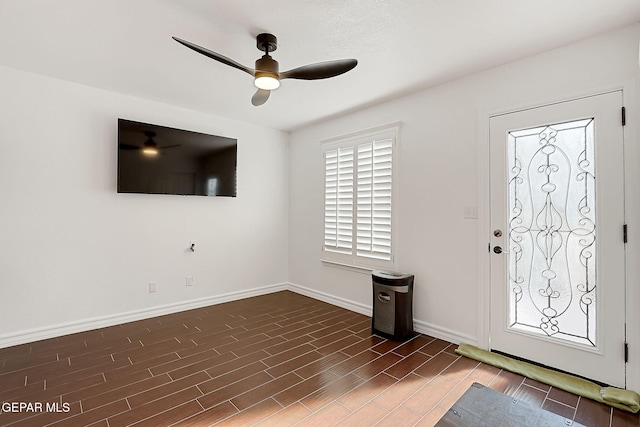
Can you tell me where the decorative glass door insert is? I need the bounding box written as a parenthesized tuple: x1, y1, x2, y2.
(507, 119, 596, 347)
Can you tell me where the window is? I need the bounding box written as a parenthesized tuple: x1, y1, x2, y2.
(322, 124, 399, 270)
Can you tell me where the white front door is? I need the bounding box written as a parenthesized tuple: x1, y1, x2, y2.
(489, 91, 626, 387)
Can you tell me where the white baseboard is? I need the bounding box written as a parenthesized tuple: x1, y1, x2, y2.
(287, 282, 477, 346)
(0, 281, 477, 349)
(0, 283, 289, 349)
(412, 319, 478, 347)
(287, 282, 372, 317)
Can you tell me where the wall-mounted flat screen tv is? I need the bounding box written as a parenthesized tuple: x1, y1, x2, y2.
(117, 119, 237, 197)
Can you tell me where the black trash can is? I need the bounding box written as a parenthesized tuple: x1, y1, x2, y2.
(371, 270, 414, 341)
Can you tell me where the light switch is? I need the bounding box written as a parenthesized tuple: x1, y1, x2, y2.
(464, 207, 478, 219)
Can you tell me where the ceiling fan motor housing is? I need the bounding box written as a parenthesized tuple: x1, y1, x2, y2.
(255, 54, 279, 78)
(255, 32, 279, 81)
(143, 131, 157, 148)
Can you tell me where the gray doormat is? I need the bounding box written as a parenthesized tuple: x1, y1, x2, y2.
(435, 382, 585, 426)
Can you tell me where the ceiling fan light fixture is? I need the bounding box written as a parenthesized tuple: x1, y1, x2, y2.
(254, 74, 280, 90)
(254, 53, 280, 90)
(142, 147, 159, 156)
(142, 134, 159, 156)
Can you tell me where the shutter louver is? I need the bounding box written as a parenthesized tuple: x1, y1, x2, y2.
(356, 138, 393, 260)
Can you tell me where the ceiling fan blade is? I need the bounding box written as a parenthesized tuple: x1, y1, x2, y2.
(159, 144, 181, 150)
(172, 36, 255, 76)
(251, 88, 271, 106)
(280, 59, 357, 80)
(119, 143, 141, 150)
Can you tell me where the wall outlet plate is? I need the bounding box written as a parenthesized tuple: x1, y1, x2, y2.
(148, 282, 157, 293)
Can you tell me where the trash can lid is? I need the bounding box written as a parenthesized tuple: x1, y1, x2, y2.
(372, 270, 414, 284)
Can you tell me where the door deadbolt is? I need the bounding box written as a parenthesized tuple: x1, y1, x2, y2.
(493, 246, 503, 254)
(493, 229, 503, 237)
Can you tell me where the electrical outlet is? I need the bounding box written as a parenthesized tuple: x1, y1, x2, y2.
(148, 282, 157, 293)
(186, 275, 194, 287)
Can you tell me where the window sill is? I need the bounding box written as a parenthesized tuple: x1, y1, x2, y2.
(320, 259, 379, 275)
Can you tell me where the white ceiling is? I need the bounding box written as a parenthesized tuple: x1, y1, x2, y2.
(2, 0, 640, 131)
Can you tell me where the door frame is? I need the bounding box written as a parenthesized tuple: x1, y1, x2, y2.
(475, 83, 638, 389)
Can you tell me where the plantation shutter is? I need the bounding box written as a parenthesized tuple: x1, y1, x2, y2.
(356, 138, 393, 260)
(322, 123, 398, 269)
(324, 146, 354, 254)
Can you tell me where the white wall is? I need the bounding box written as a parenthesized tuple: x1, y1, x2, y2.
(0, 65, 290, 343)
(288, 24, 640, 389)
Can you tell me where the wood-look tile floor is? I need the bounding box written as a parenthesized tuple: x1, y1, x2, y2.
(0, 291, 638, 426)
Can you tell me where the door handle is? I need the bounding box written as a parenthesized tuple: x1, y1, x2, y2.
(493, 246, 503, 254)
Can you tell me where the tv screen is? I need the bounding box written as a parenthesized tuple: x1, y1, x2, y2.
(117, 119, 237, 197)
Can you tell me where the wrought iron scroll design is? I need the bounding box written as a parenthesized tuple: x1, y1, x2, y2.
(508, 119, 596, 347)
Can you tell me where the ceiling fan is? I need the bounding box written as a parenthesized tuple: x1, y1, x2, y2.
(172, 33, 358, 106)
(119, 131, 180, 156)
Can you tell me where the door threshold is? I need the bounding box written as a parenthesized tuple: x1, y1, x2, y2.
(490, 349, 608, 387)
